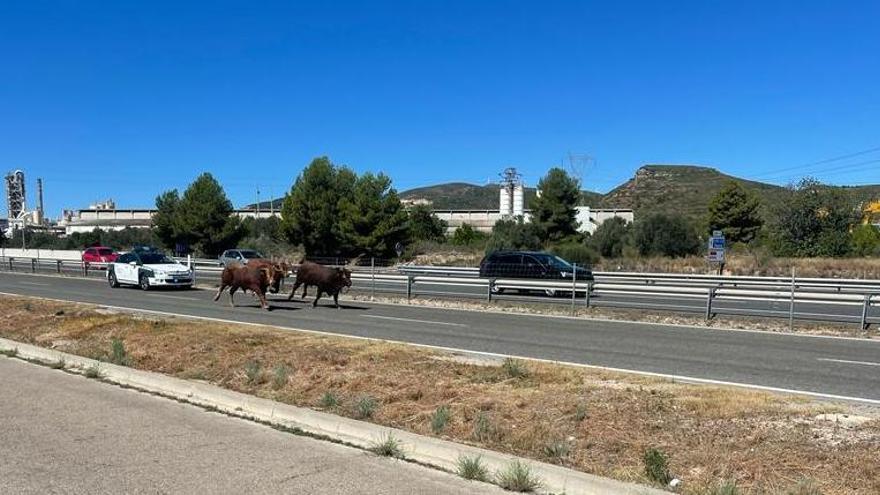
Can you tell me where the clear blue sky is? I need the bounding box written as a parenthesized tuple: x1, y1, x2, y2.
(2, 1, 879, 216)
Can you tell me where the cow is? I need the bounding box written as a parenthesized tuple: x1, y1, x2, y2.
(213, 262, 283, 310)
(287, 261, 352, 308)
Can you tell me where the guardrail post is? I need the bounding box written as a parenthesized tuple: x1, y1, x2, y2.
(860, 294, 871, 330)
(56, 260, 62, 274)
(31, 258, 36, 273)
(487, 278, 495, 302)
(585, 281, 592, 308)
(406, 275, 413, 302)
(8, 257, 13, 271)
(370, 257, 376, 301)
(789, 267, 796, 331)
(705, 286, 716, 321)
(571, 264, 577, 316)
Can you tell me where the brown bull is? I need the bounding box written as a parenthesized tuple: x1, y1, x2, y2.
(287, 261, 352, 308)
(213, 262, 283, 310)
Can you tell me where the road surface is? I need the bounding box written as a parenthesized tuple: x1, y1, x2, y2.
(1, 271, 879, 404)
(0, 357, 500, 494)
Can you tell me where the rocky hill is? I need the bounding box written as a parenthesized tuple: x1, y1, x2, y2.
(400, 165, 880, 220)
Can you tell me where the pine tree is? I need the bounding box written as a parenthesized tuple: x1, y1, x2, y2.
(707, 181, 763, 244)
(408, 204, 448, 243)
(530, 168, 580, 242)
(153, 190, 181, 250)
(175, 173, 243, 256)
(338, 172, 409, 257)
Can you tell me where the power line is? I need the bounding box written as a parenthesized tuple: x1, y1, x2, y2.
(750, 145, 880, 180)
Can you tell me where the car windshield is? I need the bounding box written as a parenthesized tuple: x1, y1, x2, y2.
(97, 248, 113, 256)
(139, 253, 175, 264)
(534, 254, 572, 269)
(241, 251, 263, 259)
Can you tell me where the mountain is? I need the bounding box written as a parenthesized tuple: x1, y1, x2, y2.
(598, 165, 785, 218)
(399, 165, 880, 220)
(245, 165, 880, 219)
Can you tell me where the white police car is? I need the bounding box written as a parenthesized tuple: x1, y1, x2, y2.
(108, 247, 194, 290)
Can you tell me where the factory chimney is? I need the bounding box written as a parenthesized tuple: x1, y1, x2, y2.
(37, 178, 44, 223)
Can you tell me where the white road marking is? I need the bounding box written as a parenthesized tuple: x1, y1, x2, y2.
(18, 281, 50, 286)
(1, 290, 878, 406)
(145, 293, 203, 301)
(362, 315, 468, 327)
(818, 358, 880, 367)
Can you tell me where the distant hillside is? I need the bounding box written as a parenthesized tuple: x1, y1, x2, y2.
(247, 166, 880, 219)
(599, 165, 786, 218)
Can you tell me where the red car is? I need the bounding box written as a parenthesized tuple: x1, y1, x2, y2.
(82, 246, 118, 266)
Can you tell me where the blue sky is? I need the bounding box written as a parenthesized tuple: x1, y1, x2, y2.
(2, 1, 879, 215)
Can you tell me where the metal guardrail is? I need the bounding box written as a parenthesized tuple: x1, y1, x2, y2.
(2, 256, 878, 329)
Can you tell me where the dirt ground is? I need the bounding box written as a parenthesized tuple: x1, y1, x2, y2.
(1, 295, 878, 494)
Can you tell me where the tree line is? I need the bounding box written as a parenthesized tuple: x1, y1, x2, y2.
(9, 157, 877, 261)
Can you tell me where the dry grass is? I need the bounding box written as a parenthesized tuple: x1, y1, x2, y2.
(1, 295, 878, 495)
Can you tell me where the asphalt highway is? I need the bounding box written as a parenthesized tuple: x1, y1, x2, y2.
(1, 271, 879, 404)
(5, 259, 878, 325)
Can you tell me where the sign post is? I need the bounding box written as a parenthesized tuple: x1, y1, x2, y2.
(707, 230, 726, 275)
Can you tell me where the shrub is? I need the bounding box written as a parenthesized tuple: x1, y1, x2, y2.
(634, 214, 700, 257)
(451, 223, 484, 246)
(370, 433, 404, 458)
(244, 360, 262, 385)
(589, 216, 632, 258)
(430, 405, 452, 434)
(109, 338, 130, 366)
(485, 218, 543, 253)
(495, 460, 542, 492)
(410, 205, 448, 243)
(0, 347, 18, 358)
(271, 364, 291, 390)
(50, 358, 66, 369)
(355, 395, 379, 419)
(472, 411, 494, 442)
(456, 455, 489, 481)
(319, 391, 340, 409)
(84, 364, 101, 379)
(502, 358, 529, 379)
(851, 224, 880, 256)
(574, 402, 588, 422)
(643, 448, 672, 485)
(543, 439, 570, 463)
(550, 241, 598, 266)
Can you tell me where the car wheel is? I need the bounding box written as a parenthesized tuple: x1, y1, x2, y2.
(490, 285, 504, 295)
(543, 289, 557, 297)
(139, 274, 151, 291)
(108, 272, 119, 288)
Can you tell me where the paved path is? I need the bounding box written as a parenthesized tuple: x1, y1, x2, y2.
(1, 271, 879, 403)
(0, 357, 500, 495)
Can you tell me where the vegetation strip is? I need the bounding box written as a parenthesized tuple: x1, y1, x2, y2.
(1, 295, 878, 494)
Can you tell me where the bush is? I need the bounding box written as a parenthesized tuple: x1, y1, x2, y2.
(244, 360, 263, 385)
(472, 411, 495, 442)
(271, 364, 291, 390)
(643, 448, 672, 485)
(430, 405, 452, 434)
(550, 241, 598, 266)
(354, 395, 378, 419)
(409, 205, 448, 243)
(451, 223, 484, 246)
(589, 217, 632, 258)
(109, 338, 130, 366)
(634, 214, 700, 257)
(851, 224, 880, 256)
(495, 460, 542, 492)
(502, 358, 529, 379)
(370, 433, 405, 458)
(485, 217, 542, 253)
(456, 455, 489, 481)
(319, 391, 340, 409)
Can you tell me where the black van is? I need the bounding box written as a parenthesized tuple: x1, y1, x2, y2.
(478, 251, 593, 294)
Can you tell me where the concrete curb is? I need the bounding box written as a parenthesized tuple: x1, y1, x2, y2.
(1, 337, 666, 495)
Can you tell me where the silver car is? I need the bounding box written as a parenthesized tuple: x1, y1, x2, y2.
(219, 249, 266, 267)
